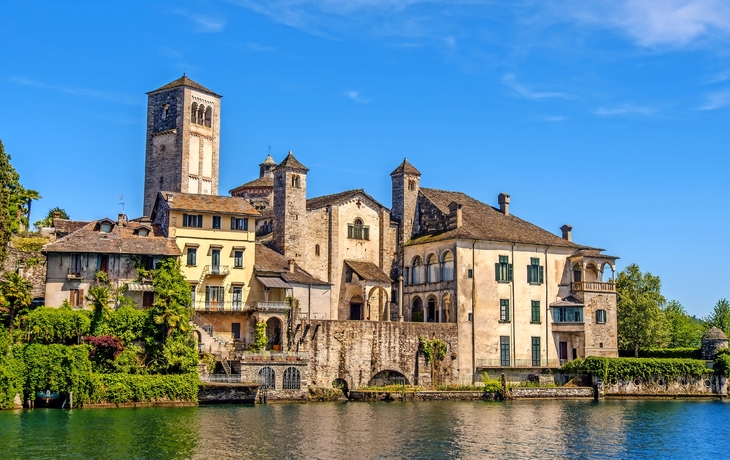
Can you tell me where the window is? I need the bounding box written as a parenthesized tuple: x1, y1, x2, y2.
(596, 309, 607, 324)
(440, 251, 454, 281)
(138, 228, 149, 237)
(291, 175, 301, 188)
(554, 307, 583, 323)
(191, 286, 196, 306)
(527, 258, 544, 284)
(232, 286, 243, 310)
(204, 106, 212, 128)
(212, 216, 221, 229)
(499, 299, 510, 322)
(468, 311, 473, 322)
(162, 104, 169, 119)
(191, 102, 198, 123)
(411, 256, 424, 284)
(283, 367, 301, 390)
(231, 217, 248, 231)
(69, 288, 83, 307)
(531, 301, 541, 323)
(496, 255, 513, 282)
(347, 218, 369, 240)
(143, 292, 154, 308)
(182, 214, 203, 228)
(500, 336, 510, 367)
(97, 254, 108, 273)
(233, 250, 243, 268)
(532, 337, 541, 367)
(70, 253, 83, 276)
(408, 180, 416, 191)
(426, 254, 439, 283)
(258, 367, 276, 389)
(100, 222, 112, 233)
(315, 244, 320, 256)
(467, 268, 473, 279)
(205, 285, 222, 310)
(186, 248, 197, 266)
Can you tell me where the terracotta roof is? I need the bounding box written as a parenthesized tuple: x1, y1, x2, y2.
(344, 260, 393, 284)
(160, 192, 260, 216)
(408, 188, 588, 249)
(390, 159, 421, 176)
(42, 220, 181, 256)
(147, 75, 221, 97)
(550, 295, 584, 307)
(273, 151, 308, 172)
(569, 248, 617, 259)
(52, 219, 90, 238)
(254, 244, 329, 286)
(229, 176, 274, 194)
(306, 189, 388, 211)
(703, 327, 728, 341)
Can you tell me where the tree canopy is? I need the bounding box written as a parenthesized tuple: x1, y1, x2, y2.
(616, 264, 668, 357)
(0, 140, 40, 261)
(706, 299, 730, 337)
(33, 207, 69, 230)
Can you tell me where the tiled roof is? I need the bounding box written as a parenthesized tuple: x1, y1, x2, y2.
(161, 192, 260, 216)
(306, 189, 388, 211)
(52, 219, 90, 238)
(390, 159, 421, 176)
(550, 295, 584, 307)
(254, 243, 329, 286)
(409, 188, 587, 249)
(148, 75, 221, 97)
(273, 151, 308, 172)
(344, 260, 393, 283)
(260, 154, 276, 166)
(569, 248, 617, 259)
(42, 220, 181, 256)
(229, 176, 274, 194)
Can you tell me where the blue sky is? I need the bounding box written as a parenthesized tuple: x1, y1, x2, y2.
(2, 0, 729, 317)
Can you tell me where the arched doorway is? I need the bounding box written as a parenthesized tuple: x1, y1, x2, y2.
(427, 296, 438, 322)
(368, 370, 409, 387)
(350, 294, 364, 320)
(266, 317, 282, 350)
(411, 297, 423, 322)
(368, 286, 388, 321)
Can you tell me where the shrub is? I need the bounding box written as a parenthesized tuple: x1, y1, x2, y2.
(89, 373, 199, 404)
(618, 348, 701, 359)
(84, 335, 124, 372)
(480, 372, 503, 393)
(562, 356, 710, 381)
(17, 343, 95, 404)
(23, 307, 91, 344)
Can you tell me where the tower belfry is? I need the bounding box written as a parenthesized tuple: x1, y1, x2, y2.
(142, 75, 222, 216)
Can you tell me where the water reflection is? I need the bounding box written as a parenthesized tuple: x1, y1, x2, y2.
(1, 400, 729, 459)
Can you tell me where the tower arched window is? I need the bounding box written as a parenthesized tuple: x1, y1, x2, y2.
(291, 174, 300, 188)
(408, 180, 416, 191)
(348, 218, 369, 240)
(197, 105, 205, 125)
(411, 256, 424, 284)
(315, 244, 320, 256)
(204, 106, 212, 127)
(190, 102, 198, 123)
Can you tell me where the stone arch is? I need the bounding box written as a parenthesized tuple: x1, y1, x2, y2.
(368, 286, 389, 321)
(426, 253, 439, 283)
(332, 378, 349, 395)
(572, 263, 582, 283)
(204, 106, 212, 127)
(349, 294, 365, 321)
(265, 317, 282, 350)
(442, 292, 454, 323)
(411, 296, 423, 322)
(258, 367, 276, 389)
(283, 367, 301, 389)
(411, 256, 424, 284)
(191, 102, 198, 123)
(600, 262, 615, 282)
(368, 370, 409, 387)
(585, 262, 599, 282)
(427, 295, 438, 322)
(197, 104, 205, 125)
(440, 250, 454, 281)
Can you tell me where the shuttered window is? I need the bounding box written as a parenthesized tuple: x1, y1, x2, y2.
(531, 301, 541, 323)
(500, 336, 510, 367)
(532, 337, 541, 367)
(496, 255, 513, 282)
(182, 214, 203, 228)
(527, 258, 544, 284)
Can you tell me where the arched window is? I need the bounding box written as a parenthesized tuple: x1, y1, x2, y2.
(204, 106, 212, 127)
(427, 296, 437, 322)
(283, 367, 301, 389)
(138, 228, 149, 237)
(197, 105, 205, 125)
(191, 102, 198, 123)
(291, 174, 300, 188)
(426, 254, 439, 283)
(411, 256, 424, 284)
(348, 218, 369, 240)
(258, 367, 276, 389)
(408, 180, 416, 191)
(585, 263, 599, 282)
(572, 263, 582, 283)
(600, 263, 614, 283)
(411, 297, 423, 322)
(440, 251, 454, 281)
(315, 244, 320, 256)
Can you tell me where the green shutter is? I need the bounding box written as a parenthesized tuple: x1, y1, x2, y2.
(197, 215, 203, 228)
(527, 265, 532, 283)
(495, 263, 500, 281)
(243, 218, 249, 231)
(231, 217, 236, 230)
(539, 266, 544, 284)
(348, 225, 354, 239)
(508, 264, 513, 281)
(363, 227, 369, 240)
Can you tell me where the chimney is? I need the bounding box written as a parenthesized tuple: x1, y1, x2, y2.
(118, 213, 127, 227)
(289, 259, 296, 273)
(448, 201, 463, 229)
(168, 216, 177, 238)
(498, 193, 510, 216)
(560, 224, 572, 242)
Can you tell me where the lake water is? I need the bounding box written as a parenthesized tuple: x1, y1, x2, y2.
(0, 399, 728, 459)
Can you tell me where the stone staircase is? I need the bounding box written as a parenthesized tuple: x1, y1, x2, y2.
(193, 312, 232, 358)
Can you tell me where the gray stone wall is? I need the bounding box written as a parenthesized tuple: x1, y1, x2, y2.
(3, 242, 47, 299)
(303, 207, 329, 283)
(273, 169, 307, 266)
(510, 387, 594, 399)
(601, 374, 726, 396)
(292, 319, 459, 389)
(581, 291, 619, 356)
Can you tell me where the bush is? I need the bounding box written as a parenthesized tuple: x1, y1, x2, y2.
(618, 348, 701, 359)
(562, 356, 710, 381)
(89, 373, 199, 404)
(480, 372, 504, 393)
(84, 335, 124, 372)
(17, 343, 95, 404)
(23, 306, 91, 344)
(105, 306, 149, 344)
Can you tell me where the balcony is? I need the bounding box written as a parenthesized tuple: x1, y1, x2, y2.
(203, 265, 230, 277)
(571, 281, 615, 293)
(194, 301, 251, 312)
(551, 322, 585, 333)
(254, 301, 290, 312)
(67, 269, 83, 280)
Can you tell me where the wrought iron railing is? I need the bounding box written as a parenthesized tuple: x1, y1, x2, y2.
(203, 265, 231, 277)
(254, 301, 289, 312)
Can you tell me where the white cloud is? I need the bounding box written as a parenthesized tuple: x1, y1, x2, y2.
(172, 9, 226, 33)
(346, 90, 373, 103)
(703, 70, 730, 83)
(593, 103, 656, 116)
(501, 73, 573, 100)
(697, 91, 730, 110)
(9, 77, 138, 105)
(555, 0, 730, 48)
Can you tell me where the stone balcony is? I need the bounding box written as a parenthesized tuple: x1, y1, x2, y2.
(571, 281, 615, 293)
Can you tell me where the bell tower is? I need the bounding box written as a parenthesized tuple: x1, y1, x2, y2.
(272, 151, 308, 265)
(143, 75, 222, 216)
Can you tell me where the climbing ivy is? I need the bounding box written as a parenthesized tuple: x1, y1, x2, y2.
(23, 307, 91, 344)
(561, 356, 711, 381)
(253, 321, 267, 352)
(418, 335, 447, 363)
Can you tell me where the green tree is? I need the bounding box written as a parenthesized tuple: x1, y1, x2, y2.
(33, 207, 69, 230)
(150, 258, 192, 338)
(706, 298, 730, 337)
(663, 300, 704, 348)
(0, 271, 33, 339)
(87, 285, 113, 335)
(253, 321, 267, 351)
(0, 141, 21, 262)
(616, 264, 668, 357)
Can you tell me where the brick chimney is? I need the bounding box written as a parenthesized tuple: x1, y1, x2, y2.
(448, 201, 462, 229)
(498, 193, 510, 216)
(118, 213, 127, 227)
(560, 224, 572, 242)
(289, 259, 296, 273)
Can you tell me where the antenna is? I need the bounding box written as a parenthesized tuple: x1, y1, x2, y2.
(118, 195, 125, 214)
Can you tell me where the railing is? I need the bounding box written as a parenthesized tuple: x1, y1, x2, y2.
(67, 269, 83, 280)
(194, 302, 252, 312)
(204, 265, 231, 277)
(254, 301, 289, 312)
(192, 312, 230, 347)
(476, 358, 562, 368)
(238, 351, 310, 362)
(199, 374, 242, 383)
(572, 281, 615, 292)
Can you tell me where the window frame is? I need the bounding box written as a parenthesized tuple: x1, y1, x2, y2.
(500, 336, 510, 367)
(531, 300, 541, 323)
(182, 214, 203, 228)
(531, 337, 541, 367)
(527, 257, 544, 284)
(231, 217, 248, 231)
(233, 250, 244, 268)
(347, 218, 370, 240)
(595, 309, 607, 324)
(212, 216, 221, 230)
(186, 248, 197, 266)
(499, 299, 510, 322)
(496, 255, 513, 282)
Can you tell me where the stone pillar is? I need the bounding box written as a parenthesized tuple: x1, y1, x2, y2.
(398, 276, 404, 322)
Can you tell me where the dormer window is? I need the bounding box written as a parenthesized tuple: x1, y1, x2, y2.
(138, 228, 149, 237)
(100, 222, 112, 233)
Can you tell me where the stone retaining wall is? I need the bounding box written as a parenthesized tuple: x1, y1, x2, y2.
(510, 387, 594, 399)
(198, 383, 258, 404)
(601, 374, 726, 397)
(349, 390, 499, 402)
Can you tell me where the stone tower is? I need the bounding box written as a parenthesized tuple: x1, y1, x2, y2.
(259, 154, 277, 178)
(391, 159, 421, 246)
(272, 151, 309, 264)
(143, 75, 221, 216)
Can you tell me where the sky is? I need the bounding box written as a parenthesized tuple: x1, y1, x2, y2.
(1, 0, 729, 317)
